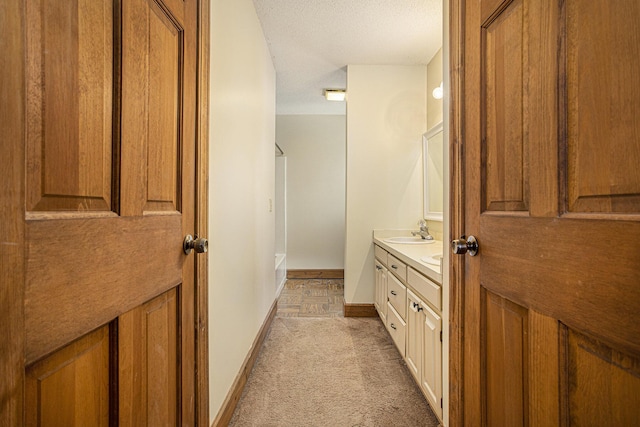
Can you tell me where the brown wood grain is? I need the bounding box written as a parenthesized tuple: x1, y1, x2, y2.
(457, 0, 640, 426)
(528, 0, 560, 218)
(25, 325, 111, 427)
(343, 302, 378, 317)
(196, 0, 211, 424)
(0, 0, 26, 422)
(565, 0, 640, 215)
(482, 291, 528, 427)
(528, 310, 559, 426)
(24, 215, 184, 363)
(482, 0, 529, 213)
(287, 269, 345, 279)
(212, 300, 278, 427)
(463, 0, 484, 423)
(480, 215, 640, 355)
(26, 0, 114, 213)
(563, 329, 640, 425)
(448, 0, 465, 424)
(119, 289, 178, 426)
(179, 0, 199, 421)
(118, 0, 199, 422)
(12, 0, 203, 423)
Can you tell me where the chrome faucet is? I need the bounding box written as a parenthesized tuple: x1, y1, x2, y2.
(411, 219, 434, 240)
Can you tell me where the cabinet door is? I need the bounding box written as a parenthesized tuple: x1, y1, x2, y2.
(406, 289, 423, 383)
(421, 303, 442, 420)
(374, 261, 388, 324)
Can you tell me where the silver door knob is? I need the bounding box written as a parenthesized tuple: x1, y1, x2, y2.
(183, 234, 208, 255)
(451, 235, 478, 256)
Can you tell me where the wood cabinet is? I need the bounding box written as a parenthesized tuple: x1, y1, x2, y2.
(374, 243, 443, 422)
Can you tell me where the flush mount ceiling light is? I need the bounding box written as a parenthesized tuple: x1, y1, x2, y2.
(432, 82, 444, 100)
(324, 89, 346, 101)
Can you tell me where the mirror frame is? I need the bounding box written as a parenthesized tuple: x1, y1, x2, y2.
(423, 121, 444, 221)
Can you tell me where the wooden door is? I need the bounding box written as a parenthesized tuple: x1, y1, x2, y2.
(1, 0, 202, 424)
(451, 0, 640, 425)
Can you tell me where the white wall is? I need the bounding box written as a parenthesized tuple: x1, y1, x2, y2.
(427, 48, 444, 131)
(276, 115, 346, 269)
(275, 156, 287, 255)
(345, 65, 427, 304)
(209, 0, 276, 421)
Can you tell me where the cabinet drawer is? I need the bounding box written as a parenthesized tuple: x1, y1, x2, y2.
(387, 254, 407, 281)
(387, 273, 407, 319)
(374, 244, 388, 265)
(386, 302, 406, 357)
(407, 267, 441, 311)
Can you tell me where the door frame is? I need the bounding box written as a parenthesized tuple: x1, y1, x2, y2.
(195, 0, 210, 424)
(0, 1, 210, 423)
(448, 0, 466, 425)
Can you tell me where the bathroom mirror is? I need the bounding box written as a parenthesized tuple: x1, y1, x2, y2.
(423, 122, 444, 221)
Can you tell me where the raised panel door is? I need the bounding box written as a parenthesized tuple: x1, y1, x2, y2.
(406, 289, 423, 384)
(20, 0, 200, 424)
(375, 260, 388, 324)
(453, 0, 640, 425)
(421, 302, 442, 420)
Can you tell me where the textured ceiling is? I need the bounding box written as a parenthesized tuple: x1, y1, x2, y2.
(252, 0, 443, 115)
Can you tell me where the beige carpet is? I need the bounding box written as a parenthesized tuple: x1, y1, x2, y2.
(229, 317, 440, 426)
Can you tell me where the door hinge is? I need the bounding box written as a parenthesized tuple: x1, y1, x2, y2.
(440, 331, 443, 342)
(441, 398, 443, 408)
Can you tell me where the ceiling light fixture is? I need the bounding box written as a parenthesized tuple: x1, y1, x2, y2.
(432, 82, 444, 100)
(324, 89, 346, 101)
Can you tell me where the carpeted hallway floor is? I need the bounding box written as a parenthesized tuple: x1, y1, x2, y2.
(228, 280, 440, 427)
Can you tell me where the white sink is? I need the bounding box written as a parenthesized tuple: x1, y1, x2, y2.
(421, 253, 443, 265)
(383, 236, 436, 245)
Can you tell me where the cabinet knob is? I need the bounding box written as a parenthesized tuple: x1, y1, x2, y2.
(390, 290, 397, 296)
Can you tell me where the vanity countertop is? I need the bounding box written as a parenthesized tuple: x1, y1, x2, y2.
(373, 230, 443, 284)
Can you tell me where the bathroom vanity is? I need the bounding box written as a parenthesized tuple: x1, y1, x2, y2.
(373, 231, 443, 421)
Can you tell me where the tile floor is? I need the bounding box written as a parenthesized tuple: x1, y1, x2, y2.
(276, 278, 344, 317)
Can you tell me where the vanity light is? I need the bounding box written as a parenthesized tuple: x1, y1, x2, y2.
(432, 81, 443, 100)
(324, 89, 346, 101)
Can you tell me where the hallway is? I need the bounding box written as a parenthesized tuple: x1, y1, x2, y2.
(228, 280, 440, 426)
(277, 279, 345, 318)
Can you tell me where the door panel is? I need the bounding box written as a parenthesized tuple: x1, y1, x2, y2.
(482, 0, 528, 213)
(482, 290, 527, 427)
(121, 0, 184, 215)
(480, 217, 640, 355)
(25, 325, 111, 427)
(456, 0, 640, 425)
(25, 215, 182, 363)
(26, 0, 114, 212)
(565, 0, 640, 214)
(119, 288, 179, 426)
(563, 329, 640, 425)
